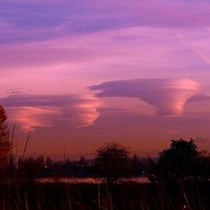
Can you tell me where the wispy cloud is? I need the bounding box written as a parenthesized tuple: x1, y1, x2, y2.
(1, 0, 210, 45)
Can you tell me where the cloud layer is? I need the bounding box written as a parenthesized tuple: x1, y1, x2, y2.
(90, 78, 200, 116)
(1, 0, 210, 45)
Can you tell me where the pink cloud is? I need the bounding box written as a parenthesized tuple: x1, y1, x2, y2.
(8, 107, 61, 131)
(62, 97, 101, 128)
(3, 95, 101, 131)
(90, 78, 201, 116)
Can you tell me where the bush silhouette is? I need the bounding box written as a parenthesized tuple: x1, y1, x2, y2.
(94, 143, 130, 183)
(158, 138, 199, 180)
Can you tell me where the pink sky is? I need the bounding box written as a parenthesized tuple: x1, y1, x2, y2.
(1, 0, 210, 159)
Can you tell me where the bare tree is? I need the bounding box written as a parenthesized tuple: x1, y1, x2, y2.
(0, 105, 12, 173)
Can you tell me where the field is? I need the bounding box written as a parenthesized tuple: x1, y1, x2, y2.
(0, 179, 210, 210)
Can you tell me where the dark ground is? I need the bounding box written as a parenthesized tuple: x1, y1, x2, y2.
(0, 180, 210, 210)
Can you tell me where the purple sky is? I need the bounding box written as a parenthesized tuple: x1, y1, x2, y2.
(1, 0, 210, 159)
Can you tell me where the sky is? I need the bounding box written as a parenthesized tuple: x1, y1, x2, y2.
(1, 0, 210, 159)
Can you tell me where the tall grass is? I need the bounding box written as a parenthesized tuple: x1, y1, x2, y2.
(0, 179, 210, 210)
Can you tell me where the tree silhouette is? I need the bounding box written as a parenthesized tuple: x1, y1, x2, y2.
(158, 138, 199, 180)
(0, 105, 12, 174)
(130, 154, 142, 176)
(94, 143, 130, 183)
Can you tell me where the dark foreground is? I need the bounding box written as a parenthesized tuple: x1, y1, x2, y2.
(0, 180, 210, 210)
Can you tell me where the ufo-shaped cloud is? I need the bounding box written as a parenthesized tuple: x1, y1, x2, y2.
(90, 78, 200, 116)
(0, 94, 101, 131)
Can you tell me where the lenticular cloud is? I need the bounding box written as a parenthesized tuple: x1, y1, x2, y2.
(90, 78, 200, 116)
(0, 94, 101, 131)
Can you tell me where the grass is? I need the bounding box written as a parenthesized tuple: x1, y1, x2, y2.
(0, 179, 210, 210)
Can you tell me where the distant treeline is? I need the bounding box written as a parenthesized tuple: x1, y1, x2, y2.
(5, 154, 156, 180)
(2, 138, 210, 183)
